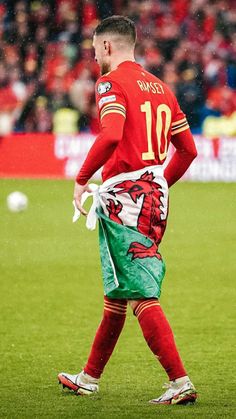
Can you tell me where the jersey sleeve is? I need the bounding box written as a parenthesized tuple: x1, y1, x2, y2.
(95, 76, 127, 125)
(75, 77, 126, 185)
(171, 97, 190, 136)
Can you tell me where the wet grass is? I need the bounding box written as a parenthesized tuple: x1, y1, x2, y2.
(0, 179, 235, 418)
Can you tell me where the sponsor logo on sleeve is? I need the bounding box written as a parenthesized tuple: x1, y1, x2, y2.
(97, 81, 112, 95)
(98, 95, 117, 109)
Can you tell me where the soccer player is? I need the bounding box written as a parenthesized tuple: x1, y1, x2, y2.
(58, 16, 198, 405)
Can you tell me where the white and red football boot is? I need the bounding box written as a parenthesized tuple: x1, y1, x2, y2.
(58, 371, 99, 396)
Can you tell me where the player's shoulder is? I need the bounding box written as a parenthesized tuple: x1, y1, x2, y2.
(95, 70, 123, 95)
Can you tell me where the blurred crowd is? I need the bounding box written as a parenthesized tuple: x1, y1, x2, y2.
(0, 0, 235, 135)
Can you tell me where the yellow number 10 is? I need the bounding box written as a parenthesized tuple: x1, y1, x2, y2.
(141, 101, 171, 161)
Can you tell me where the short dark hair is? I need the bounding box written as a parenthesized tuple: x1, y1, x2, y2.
(94, 15, 136, 44)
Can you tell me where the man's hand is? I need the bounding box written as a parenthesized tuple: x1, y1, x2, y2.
(73, 182, 90, 216)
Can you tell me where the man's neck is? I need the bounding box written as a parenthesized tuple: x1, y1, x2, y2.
(110, 53, 135, 71)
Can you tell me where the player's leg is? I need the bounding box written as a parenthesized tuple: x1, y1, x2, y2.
(58, 296, 127, 395)
(84, 296, 127, 379)
(129, 299, 197, 405)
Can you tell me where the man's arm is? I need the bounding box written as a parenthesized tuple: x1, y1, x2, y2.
(76, 113, 124, 185)
(74, 77, 127, 214)
(74, 112, 125, 214)
(164, 129, 197, 188)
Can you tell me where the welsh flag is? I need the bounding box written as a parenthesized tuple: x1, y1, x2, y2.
(97, 167, 169, 299)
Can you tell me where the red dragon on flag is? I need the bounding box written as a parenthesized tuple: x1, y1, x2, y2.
(105, 171, 167, 260)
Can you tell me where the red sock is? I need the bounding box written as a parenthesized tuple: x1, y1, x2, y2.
(135, 299, 187, 381)
(84, 296, 127, 379)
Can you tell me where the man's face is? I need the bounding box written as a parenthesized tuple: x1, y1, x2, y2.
(93, 34, 111, 75)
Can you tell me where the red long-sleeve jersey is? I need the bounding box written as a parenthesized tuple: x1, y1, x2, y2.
(76, 61, 197, 186)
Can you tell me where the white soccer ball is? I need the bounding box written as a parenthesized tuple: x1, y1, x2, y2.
(7, 191, 28, 213)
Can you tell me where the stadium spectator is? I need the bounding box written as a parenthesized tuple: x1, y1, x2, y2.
(24, 95, 52, 133)
(0, 0, 234, 135)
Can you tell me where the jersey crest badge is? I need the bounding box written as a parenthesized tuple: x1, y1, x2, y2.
(97, 81, 112, 95)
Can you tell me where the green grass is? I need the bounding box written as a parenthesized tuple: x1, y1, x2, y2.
(0, 179, 235, 418)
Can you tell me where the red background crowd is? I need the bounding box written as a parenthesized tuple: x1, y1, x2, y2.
(0, 0, 235, 135)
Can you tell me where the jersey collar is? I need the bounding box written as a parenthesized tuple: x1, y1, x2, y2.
(117, 61, 141, 69)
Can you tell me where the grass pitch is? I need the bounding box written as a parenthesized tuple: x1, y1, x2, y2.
(0, 179, 235, 418)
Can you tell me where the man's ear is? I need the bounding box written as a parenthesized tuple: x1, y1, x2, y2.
(104, 40, 111, 55)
